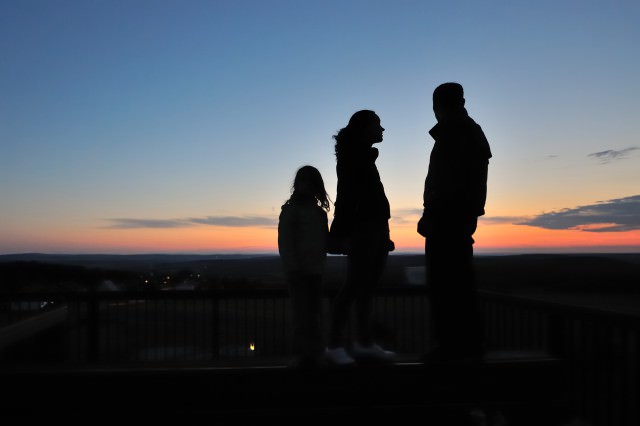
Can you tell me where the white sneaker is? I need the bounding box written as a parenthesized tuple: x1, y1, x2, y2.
(324, 347, 356, 366)
(351, 342, 396, 362)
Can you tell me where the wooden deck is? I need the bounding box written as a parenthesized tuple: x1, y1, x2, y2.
(0, 351, 571, 424)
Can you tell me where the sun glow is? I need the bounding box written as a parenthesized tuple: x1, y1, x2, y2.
(2, 217, 637, 255)
(387, 221, 640, 254)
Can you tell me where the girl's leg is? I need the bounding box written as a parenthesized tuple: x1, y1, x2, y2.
(290, 273, 324, 360)
(307, 274, 324, 357)
(287, 272, 305, 358)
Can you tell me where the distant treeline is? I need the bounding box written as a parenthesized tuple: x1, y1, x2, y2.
(0, 261, 140, 292)
(1, 253, 639, 293)
(474, 253, 640, 293)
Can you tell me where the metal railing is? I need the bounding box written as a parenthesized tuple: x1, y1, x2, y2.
(0, 287, 432, 364)
(479, 290, 640, 426)
(1, 287, 638, 425)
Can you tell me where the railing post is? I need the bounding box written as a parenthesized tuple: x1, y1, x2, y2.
(211, 296, 219, 360)
(547, 311, 564, 358)
(87, 291, 99, 362)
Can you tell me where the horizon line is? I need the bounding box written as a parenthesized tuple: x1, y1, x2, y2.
(1, 248, 639, 258)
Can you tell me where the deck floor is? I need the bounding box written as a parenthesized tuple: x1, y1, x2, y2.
(0, 351, 571, 424)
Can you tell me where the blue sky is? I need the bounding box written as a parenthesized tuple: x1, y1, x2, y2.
(1, 0, 639, 253)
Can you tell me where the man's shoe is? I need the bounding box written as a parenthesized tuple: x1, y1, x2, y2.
(324, 347, 356, 366)
(351, 342, 396, 362)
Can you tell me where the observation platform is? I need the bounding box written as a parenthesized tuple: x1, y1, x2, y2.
(0, 351, 570, 424)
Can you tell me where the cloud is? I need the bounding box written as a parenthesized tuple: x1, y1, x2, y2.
(517, 195, 640, 232)
(106, 218, 191, 229)
(390, 208, 423, 224)
(106, 196, 640, 234)
(588, 147, 639, 164)
(105, 215, 277, 229)
(479, 216, 527, 225)
(189, 216, 277, 227)
(390, 210, 538, 227)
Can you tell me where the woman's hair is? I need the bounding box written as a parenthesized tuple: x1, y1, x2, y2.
(289, 165, 330, 211)
(333, 109, 378, 157)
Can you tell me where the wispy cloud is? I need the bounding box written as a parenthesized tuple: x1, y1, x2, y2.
(390, 208, 422, 224)
(106, 218, 191, 229)
(107, 197, 640, 234)
(391, 211, 536, 227)
(588, 147, 639, 164)
(479, 216, 528, 225)
(189, 216, 277, 227)
(517, 195, 640, 232)
(105, 215, 277, 229)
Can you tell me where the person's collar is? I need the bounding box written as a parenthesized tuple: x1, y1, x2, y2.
(429, 108, 469, 138)
(370, 146, 379, 160)
(339, 143, 379, 160)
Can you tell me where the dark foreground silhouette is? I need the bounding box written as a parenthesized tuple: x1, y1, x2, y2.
(326, 110, 396, 367)
(418, 82, 492, 363)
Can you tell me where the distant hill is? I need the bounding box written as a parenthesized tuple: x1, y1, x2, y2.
(474, 253, 640, 293)
(0, 260, 140, 292)
(1, 252, 638, 293)
(0, 253, 262, 269)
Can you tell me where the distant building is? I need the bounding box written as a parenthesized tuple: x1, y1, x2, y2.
(405, 266, 426, 286)
(98, 280, 119, 291)
(161, 280, 196, 291)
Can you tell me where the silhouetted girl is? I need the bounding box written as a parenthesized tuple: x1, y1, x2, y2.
(278, 165, 330, 368)
(325, 110, 396, 366)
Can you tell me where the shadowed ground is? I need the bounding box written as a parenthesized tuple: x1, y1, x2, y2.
(0, 351, 569, 424)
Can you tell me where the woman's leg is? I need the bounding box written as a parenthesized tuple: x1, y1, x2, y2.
(327, 265, 359, 348)
(328, 221, 390, 350)
(353, 246, 388, 346)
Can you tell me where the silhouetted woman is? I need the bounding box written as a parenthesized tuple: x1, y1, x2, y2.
(325, 110, 396, 366)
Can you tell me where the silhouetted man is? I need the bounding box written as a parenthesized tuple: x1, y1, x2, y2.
(418, 82, 492, 363)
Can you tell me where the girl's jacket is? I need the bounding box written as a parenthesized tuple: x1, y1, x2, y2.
(278, 200, 328, 275)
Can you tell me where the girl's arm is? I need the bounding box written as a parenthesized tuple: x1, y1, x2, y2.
(277, 207, 299, 272)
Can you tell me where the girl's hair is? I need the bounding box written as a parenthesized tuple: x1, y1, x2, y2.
(290, 165, 331, 211)
(333, 109, 378, 158)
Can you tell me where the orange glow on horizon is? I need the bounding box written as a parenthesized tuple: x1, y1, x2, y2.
(388, 222, 640, 253)
(92, 226, 279, 253)
(2, 222, 638, 254)
(4, 226, 279, 254)
(475, 223, 640, 249)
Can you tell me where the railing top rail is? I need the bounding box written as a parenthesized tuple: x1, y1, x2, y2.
(0, 285, 429, 301)
(479, 289, 640, 325)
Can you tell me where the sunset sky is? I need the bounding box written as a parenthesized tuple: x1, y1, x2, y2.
(1, 0, 639, 255)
